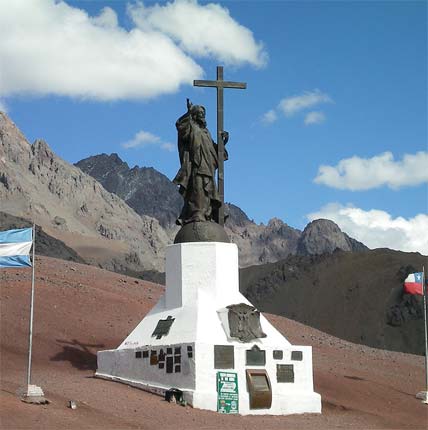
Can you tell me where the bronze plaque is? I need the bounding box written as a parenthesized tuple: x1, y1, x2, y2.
(277, 364, 294, 383)
(246, 369, 272, 410)
(150, 351, 158, 366)
(246, 345, 266, 366)
(152, 316, 175, 339)
(273, 350, 283, 360)
(291, 350, 303, 361)
(214, 345, 234, 369)
(135, 351, 142, 359)
(166, 356, 174, 373)
(227, 303, 267, 342)
(158, 349, 165, 362)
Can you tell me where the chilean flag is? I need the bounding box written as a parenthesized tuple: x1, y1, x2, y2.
(403, 272, 424, 296)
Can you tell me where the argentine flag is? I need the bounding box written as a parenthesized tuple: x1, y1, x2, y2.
(0, 228, 33, 268)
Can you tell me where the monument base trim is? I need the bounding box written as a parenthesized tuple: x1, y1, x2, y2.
(95, 371, 321, 415)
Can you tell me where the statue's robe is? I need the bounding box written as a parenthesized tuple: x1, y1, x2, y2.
(173, 111, 226, 224)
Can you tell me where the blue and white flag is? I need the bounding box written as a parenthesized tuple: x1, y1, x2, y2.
(0, 228, 33, 268)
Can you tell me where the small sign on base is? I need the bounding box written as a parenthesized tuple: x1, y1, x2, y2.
(18, 385, 48, 404)
(217, 371, 239, 414)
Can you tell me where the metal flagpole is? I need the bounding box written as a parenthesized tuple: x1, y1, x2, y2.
(423, 265, 428, 403)
(20, 223, 46, 403)
(26, 223, 36, 387)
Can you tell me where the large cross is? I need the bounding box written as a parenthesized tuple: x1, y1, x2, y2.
(194, 66, 246, 226)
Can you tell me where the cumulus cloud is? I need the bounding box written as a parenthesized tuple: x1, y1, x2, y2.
(261, 89, 332, 125)
(0, 0, 266, 101)
(122, 130, 174, 152)
(308, 203, 428, 255)
(261, 109, 277, 124)
(128, 0, 267, 67)
(304, 111, 325, 125)
(278, 90, 332, 117)
(314, 151, 428, 190)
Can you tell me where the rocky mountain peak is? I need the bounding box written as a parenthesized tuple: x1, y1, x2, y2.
(75, 153, 182, 228)
(297, 218, 368, 255)
(225, 203, 252, 228)
(1, 115, 170, 274)
(77, 153, 129, 176)
(31, 139, 55, 162)
(267, 217, 287, 229)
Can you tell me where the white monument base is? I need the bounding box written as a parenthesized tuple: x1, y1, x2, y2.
(96, 242, 321, 415)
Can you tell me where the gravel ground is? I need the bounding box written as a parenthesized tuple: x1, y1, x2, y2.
(1, 256, 427, 429)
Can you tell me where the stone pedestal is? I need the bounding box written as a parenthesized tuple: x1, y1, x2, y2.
(96, 242, 321, 415)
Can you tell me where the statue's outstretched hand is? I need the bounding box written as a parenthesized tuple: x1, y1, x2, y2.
(221, 131, 229, 144)
(186, 98, 193, 111)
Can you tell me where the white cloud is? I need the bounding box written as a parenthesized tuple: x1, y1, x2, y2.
(278, 90, 332, 117)
(261, 109, 277, 124)
(304, 111, 325, 125)
(0, 1, 201, 100)
(128, 0, 267, 67)
(261, 89, 332, 125)
(314, 151, 428, 190)
(91, 6, 119, 28)
(0, 0, 265, 101)
(308, 203, 428, 255)
(122, 130, 174, 152)
(160, 142, 175, 152)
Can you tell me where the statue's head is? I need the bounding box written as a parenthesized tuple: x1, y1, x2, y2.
(190, 105, 206, 127)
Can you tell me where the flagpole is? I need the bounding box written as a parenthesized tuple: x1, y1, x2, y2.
(20, 223, 45, 403)
(26, 223, 36, 387)
(423, 265, 428, 402)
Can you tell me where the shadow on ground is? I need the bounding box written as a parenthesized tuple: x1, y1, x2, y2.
(50, 339, 104, 370)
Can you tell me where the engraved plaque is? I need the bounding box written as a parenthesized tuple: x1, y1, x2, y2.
(246, 345, 266, 366)
(167, 347, 172, 355)
(187, 345, 193, 358)
(174, 355, 181, 364)
(273, 350, 283, 360)
(142, 350, 149, 358)
(159, 349, 165, 362)
(174, 346, 181, 355)
(277, 364, 294, 383)
(150, 352, 158, 366)
(135, 351, 142, 359)
(214, 345, 234, 369)
(152, 316, 175, 339)
(291, 351, 303, 361)
(166, 356, 174, 373)
(175, 365, 181, 373)
(159, 362, 164, 369)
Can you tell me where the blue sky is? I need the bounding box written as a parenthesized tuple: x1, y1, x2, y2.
(0, 0, 427, 254)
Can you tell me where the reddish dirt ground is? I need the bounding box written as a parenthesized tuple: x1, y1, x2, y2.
(1, 256, 427, 429)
